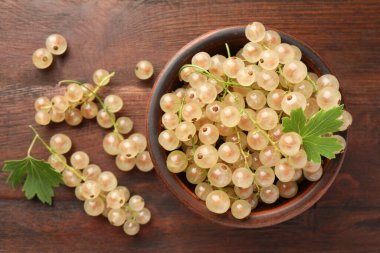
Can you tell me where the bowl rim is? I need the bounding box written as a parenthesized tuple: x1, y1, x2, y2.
(146, 26, 348, 228)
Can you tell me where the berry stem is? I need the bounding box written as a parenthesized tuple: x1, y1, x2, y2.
(99, 72, 116, 87)
(71, 79, 124, 141)
(225, 43, 231, 58)
(259, 43, 271, 50)
(276, 64, 293, 90)
(224, 89, 279, 151)
(91, 93, 122, 139)
(179, 64, 246, 88)
(177, 98, 186, 121)
(191, 136, 196, 155)
(57, 80, 102, 110)
(276, 64, 284, 76)
(235, 127, 249, 170)
(57, 72, 118, 118)
(29, 125, 85, 180)
(57, 79, 82, 86)
(306, 74, 318, 91)
(278, 111, 284, 119)
(124, 205, 138, 221)
(27, 135, 38, 157)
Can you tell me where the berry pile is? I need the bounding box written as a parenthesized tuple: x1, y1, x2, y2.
(158, 21, 352, 219)
(6, 27, 156, 235)
(34, 70, 154, 173)
(29, 70, 153, 235)
(47, 132, 151, 235)
(34, 69, 113, 126)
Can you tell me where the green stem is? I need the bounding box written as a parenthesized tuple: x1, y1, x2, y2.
(92, 92, 121, 138)
(61, 73, 123, 141)
(225, 43, 232, 83)
(224, 89, 279, 151)
(235, 127, 249, 170)
(29, 126, 85, 180)
(276, 64, 293, 91)
(278, 111, 284, 119)
(191, 136, 196, 155)
(277, 64, 284, 76)
(124, 204, 138, 221)
(259, 43, 270, 50)
(27, 135, 38, 157)
(248, 112, 279, 151)
(252, 177, 260, 194)
(306, 74, 318, 91)
(58, 79, 100, 108)
(179, 64, 242, 88)
(218, 187, 239, 200)
(178, 98, 185, 121)
(99, 72, 116, 87)
(225, 43, 231, 58)
(57, 79, 83, 86)
(179, 64, 223, 83)
(75, 86, 102, 108)
(40, 105, 52, 110)
(227, 90, 280, 151)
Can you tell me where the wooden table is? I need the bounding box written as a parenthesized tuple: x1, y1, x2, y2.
(1, 1, 379, 252)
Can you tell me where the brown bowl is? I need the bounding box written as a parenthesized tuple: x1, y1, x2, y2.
(147, 26, 348, 228)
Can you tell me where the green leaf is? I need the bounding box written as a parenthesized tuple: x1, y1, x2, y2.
(282, 106, 344, 163)
(303, 105, 344, 138)
(281, 108, 307, 134)
(303, 136, 342, 164)
(3, 157, 62, 205)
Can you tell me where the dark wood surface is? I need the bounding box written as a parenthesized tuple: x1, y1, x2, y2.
(0, 1, 379, 252)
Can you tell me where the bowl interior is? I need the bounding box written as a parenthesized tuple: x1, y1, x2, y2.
(147, 26, 347, 228)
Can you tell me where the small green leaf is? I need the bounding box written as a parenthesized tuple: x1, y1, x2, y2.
(303, 136, 342, 163)
(303, 105, 344, 138)
(3, 159, 28, 188)
(282, 106, 344, 162)
(3, 157, 62, 205)
(282, 108, 307, 134)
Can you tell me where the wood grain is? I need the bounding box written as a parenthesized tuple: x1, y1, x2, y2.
(0, 0, 379, 252)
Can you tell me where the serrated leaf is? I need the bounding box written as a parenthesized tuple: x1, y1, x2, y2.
(303, 105, 344, 138)
(282, 108, 307, 134)
(3, 157, 62, 205)
(3, 159, 28, 188)
(282, 106, 344, 162)
(303, 136, 342, 163)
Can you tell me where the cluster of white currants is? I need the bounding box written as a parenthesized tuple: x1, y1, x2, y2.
(34, 69, 154, 173)
(34, 70, 154, 235)
(34, 69, 113, 126)
(158, 21, 352, 219)
(48, 133, 151, 235)
(32, 34, 67, 69)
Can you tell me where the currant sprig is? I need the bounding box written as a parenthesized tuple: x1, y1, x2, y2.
(34, 70, 154, 173)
